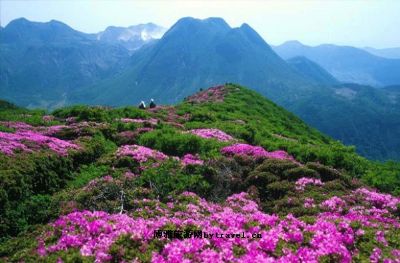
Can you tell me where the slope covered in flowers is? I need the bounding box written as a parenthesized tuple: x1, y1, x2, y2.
(0, 84, 399, 262)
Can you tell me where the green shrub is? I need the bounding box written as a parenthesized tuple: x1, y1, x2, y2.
(283, 167, 320, 181)
(265, 180, 294, 200)
(245, 171, 279, 187)
(254, 159, 299, 178)
(136, 160, 210, 201)
(138, 127, 224, 158)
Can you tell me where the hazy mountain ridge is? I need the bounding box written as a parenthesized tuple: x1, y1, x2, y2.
(363, 46, 400, 59)
(286, 56, 339, 85)
(273, 40, 400, 87)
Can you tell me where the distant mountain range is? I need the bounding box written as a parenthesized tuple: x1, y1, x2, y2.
(1, 17, 400, 161)
(0, 18, 131, 109)
(363, 46, 400, 59)
(286, 56, 339, 86)
(273, 40, 400, 87)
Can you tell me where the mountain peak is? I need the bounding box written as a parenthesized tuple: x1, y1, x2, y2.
(5, 17, 31, 28)
(165, 17, 231, 37)
(2, 17, 89, 45)
(238, 22, 269, 47)
(281, 40, 306, 47)
(97, 23, 166, 50)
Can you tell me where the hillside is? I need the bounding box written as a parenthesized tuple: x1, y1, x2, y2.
(273, 41, 400, 87)
(286, 56, 339, 86)
(1, 84, 399, 262)
(0, 18, 131, 109)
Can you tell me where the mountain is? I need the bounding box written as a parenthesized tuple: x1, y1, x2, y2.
(1, 84, 400, 262)
(286, 56, 339, 85)
(70, 17, 400, 161)
(96, 23, 166, 51)
(289, 83, 400, 161)
(364, 46, 400, 59)
(0, 18, 130, 109)
(1, 17, 400, 161)
(273, 40, 400, 87)
(71, 17, 315, 106)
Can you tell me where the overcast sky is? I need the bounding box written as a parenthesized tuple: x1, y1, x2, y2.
(1, 0, 399, 48)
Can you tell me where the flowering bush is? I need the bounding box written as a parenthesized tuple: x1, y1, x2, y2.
(185, 85, 227, 103)
(118, 118, 158, 126)
(295, 177, 324, 191)
(320, 196, 347, 213)
(354, 187, 400, 210)
(0, 121, 33, 130)
(116, 144, 167, 163)
(44, 125, 68, 135)
(181, 153, 204, 166)
(0, 129, 80, 156)
(36, 191, 400, 262)
(189, 128, 234, 142)
(42, 115, 55, 122)
(304, 197, 316, 208)
(221, 143, 295, 161)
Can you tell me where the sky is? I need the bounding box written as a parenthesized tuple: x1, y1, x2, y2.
(1, 0, 399, 48)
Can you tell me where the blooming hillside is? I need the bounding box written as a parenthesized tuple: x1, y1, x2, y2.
(0, 84, 399, 262)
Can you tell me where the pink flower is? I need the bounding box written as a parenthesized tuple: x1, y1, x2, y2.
(42, 115, 54, 122)
(304, 197, 315, 208)
(376, 230, 388, 246)
(181, 154, 204, 166)
(118, 118, 158, 126)
(354, 188, 400, 210)
(221, 143, 295, 161)
(296, 177, 324, 191)
(189, 128, 234, 142)
(320, 196, 346, 213)
(116, 145, 167, 163)
(36, 189, 400, 262)
(370, 247, 382, 263)
(0, 129, 79, 156)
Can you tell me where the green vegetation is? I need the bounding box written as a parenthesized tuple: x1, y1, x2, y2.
(0, 84, 399, 262)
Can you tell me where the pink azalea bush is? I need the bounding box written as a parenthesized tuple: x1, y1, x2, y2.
(295, 177, 324, 191)
(42, 115, 55, 122)
(116, 144, 167, 163)
(189, 128, 234, 142)
(186, 85, 227, 103)
(0, 121, 33, 130)
(304, 197, 316, 208)
(0, 129, 80, 156)
(181, 153, 204, 166)
(44, 125, 68, 135)
(221, 143, 295, 161)
(354, 187, 400, 210)
(118, 118, 158, 126)
(37, 190, 400, 262)
(320, 196, 347, 213)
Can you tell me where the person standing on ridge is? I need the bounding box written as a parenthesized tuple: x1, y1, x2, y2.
(138, 101, 146, 109)
(149, 99, 156, 108)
